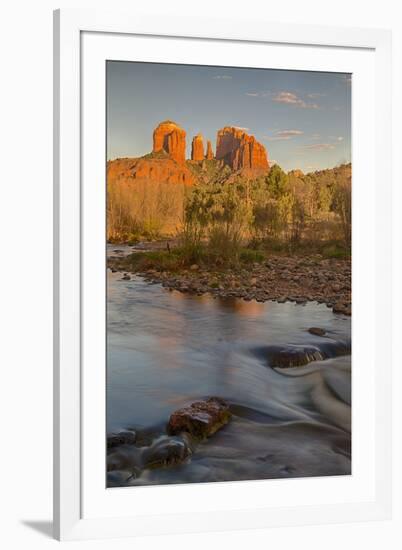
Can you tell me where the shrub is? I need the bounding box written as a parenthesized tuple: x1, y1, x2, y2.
(239, 249, 265, 264)
(107, 179, 186, 242)
(322, 243, 350, 259)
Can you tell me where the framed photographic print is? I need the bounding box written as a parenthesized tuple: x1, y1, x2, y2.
(53, 8, 392, 540)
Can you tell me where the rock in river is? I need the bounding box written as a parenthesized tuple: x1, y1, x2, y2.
(143, 434, 192, 469)
(308, 327, 326, 337)
(167, 397, 232, 439)
(107, 430, 136, 449)
(267, 345, 325, 368)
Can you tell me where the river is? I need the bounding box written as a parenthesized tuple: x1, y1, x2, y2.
(106, 250, 351, 487)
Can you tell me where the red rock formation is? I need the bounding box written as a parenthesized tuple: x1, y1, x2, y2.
(206, 140, 214, 160)
(107, 156, 194, 187)
(108, 123, 270, 195)
(215, 127, 269, 172)
(191, 134, 205, 161)
(152, 120, 186, 164)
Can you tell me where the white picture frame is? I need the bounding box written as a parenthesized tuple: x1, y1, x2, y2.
(53, 8, 392, 541)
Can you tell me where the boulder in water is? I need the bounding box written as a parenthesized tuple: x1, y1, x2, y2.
(107, 470, 134, 486)
(268, 345, 325, 368)
(333, 302, 351, 316)
(107, 430, 136, 449)
(143, 435, 192, 469)
(308, 327, 326, 337)
(167, 397, 232, 439)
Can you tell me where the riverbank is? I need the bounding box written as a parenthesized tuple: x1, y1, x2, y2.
(107, 244, 351, 316)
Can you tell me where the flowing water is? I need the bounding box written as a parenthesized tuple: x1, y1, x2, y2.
(107, 253, 351, 487)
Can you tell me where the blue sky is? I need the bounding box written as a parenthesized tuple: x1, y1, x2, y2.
(107, 61, 351, 173)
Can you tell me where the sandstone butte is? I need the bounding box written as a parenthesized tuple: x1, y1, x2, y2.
(191, 134, 205, 161)
(215, 126, 269, 172)
(206, 140, 214, 160)
(107, 121, 270, 190)
(153, 120, 186, 164)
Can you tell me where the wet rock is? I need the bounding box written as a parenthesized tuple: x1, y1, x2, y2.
(107, 446, 141, 472)
(107, 430, 137, 449)
(143, 434, 192, 469)
(308, 327, 326, 337)
(333, 303, 351, 316)
(121, 274, 131, 281)
(167, 397, 232, 439)
(267, 345, 325, 368)
(107, 470, 135, 487)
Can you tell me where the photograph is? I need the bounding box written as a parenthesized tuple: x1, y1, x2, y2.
(106, 61, 352, 488)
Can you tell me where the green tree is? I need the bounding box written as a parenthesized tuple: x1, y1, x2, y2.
(332, 178, 351, 248)
(265, 164, 289, 198)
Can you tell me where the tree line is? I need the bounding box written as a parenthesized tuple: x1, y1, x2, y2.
(107, 161, 351, 263)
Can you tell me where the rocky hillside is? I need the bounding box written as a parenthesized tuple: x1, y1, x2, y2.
(107, 120, 270, 190)
(107, 152, 195, 187)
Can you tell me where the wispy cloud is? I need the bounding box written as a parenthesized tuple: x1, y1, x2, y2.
(272, 91, 320, 109)
(307, 92, 325, 99)
(299, 143, 336, 151)
(245, 91, 271, 98)
(212, 75, 232, 80)
(277, 129, 304, 138)
(264, 129, 304, 141)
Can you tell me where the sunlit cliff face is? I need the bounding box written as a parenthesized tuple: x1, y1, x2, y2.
(152, 120, 187, 164)
(216, 126, 269, 172)
(191, 134, 205, 161)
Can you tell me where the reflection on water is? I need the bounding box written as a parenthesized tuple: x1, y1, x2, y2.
(107, 270, 351, 485)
